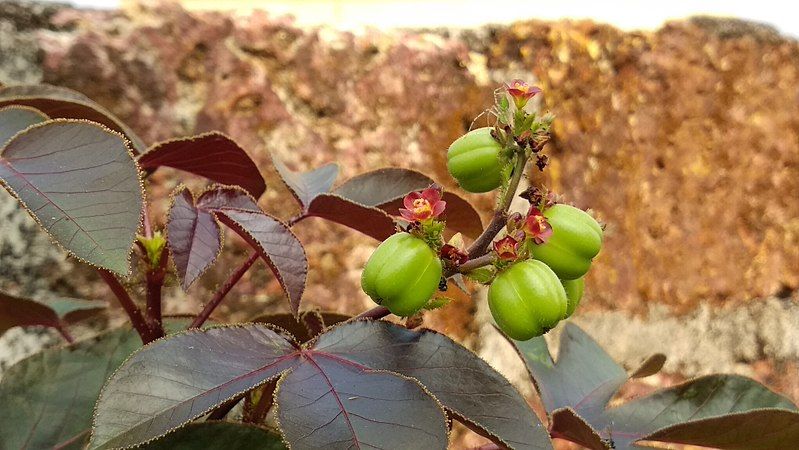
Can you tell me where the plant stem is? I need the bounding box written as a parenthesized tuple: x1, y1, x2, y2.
(456, 254, 494, 274)
(467, 153, 528, 258)
(354, 306, 391, 321)
(98, 269, 155, 343)
(56, 325, 75, 344)
(189, 251, 259, 329)
(145, 270, 165, 338)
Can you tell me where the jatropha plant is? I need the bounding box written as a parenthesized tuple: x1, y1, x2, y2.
(0, 81, 796, 450)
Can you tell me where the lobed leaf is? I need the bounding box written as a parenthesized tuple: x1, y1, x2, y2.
(166, 187, 223, 290)
(305, 193, 398, 241)
(90, 322, 450, 449)
(512, 323, 799, 449)
(0, 84, 146, 151)
(0, 120, 143, 275)
(139, 132, 266, 198)
(312, 321, 552, 450)
(250, 311, 351, 343)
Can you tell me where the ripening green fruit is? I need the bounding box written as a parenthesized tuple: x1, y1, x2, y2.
(531, 204, 603, 280)
(488, 260, 568, 341)
(562, 277, 585, 318)
(446, 127, 504, 193)
(361, 233, 443, 317)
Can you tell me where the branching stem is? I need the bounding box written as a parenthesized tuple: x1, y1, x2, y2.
(98, 269, 156, 344)
(189, 251, 259, 329)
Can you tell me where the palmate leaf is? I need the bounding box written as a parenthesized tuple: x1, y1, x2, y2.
(0, 291, 106, 337)
(0, 120, 143, 275)
(139, 132, 266, 198)
(140, 422, 286, 450)
(0, 84, 146, 152)
(273, 158, 483, 240)
(89, 322, 450, 449)
(511, 323, 799, 450)
(166, 185, 307, 313)
(250, 311, 351, 343)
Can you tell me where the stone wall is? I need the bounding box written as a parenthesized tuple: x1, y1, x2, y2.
(1, 0, 797, 405)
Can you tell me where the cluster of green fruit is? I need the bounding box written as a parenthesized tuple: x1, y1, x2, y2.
(361, 84, 603, 340)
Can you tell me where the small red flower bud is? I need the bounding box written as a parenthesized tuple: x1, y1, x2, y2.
(440, 244, 469, 266)
(506, 212, 524, 232)
(493, 236, 520, 261)
(399, 185, 446, 223)
(505, 80, 542, 110)
(523, 207, 553, 245)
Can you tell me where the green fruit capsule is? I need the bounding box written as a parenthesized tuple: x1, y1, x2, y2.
(361, 233, 443, 317)
(562, 277, 585, 318)
(446, 127, 504, 193)
(488, 260, 568, 341)
(532, 204, 603, 280)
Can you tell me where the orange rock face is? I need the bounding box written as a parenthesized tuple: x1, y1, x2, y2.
(13, 2, 797, 318)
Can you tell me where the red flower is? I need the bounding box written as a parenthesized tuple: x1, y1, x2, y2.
(399, 185, 446, 222)
(440, 244, 469, 266)
(505, 80, 542, 109)
(523, 207, 553, 245)
(493, 236, 520, 261)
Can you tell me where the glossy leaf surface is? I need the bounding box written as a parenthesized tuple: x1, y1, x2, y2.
(0, 120, 143, 274)
(513, 323, 799, 449)
(166, 187, 223, 290)
(273, 157, 338, 207)
(90, 322, 450, 449)
(0, 84, 146, 151)
(139, 132, 266, 198)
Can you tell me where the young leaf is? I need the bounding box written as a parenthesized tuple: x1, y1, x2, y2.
(511, 323, 799, 450)
(272, 157, 339, 207)
(313, 321, 552, 450)
(89, 323, 449, 449)
(0, 105, 48, 145)
(0, 326, 146, 450)
(0, 84, 146, 152)
(166, 187, 223, 290)
(0, 120, 143, 275)
(139, 132, 266, 198)
(140, 422, 286, 450)
(0, 291, 107, 337)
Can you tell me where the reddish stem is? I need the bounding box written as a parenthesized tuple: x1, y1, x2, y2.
(142, 203, 153, 239)
(354, 306, 391, 321)
(56, 324, 75, 344)
(144, 246, 169, 339)
(189, 251, 259, 329)
(98, 269, 156, 343)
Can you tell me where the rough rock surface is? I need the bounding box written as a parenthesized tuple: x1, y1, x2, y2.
(0, 0, 797, 407)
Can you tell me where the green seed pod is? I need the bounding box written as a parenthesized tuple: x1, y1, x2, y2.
(562, 277, 585, 318)
(488, 260, 568, 341)
(446, 127, 504, 193)
(531, 204, 603, 280)
(361, 232, 443, 317)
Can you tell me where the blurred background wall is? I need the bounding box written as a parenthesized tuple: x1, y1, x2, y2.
(1, 1, 797, 444)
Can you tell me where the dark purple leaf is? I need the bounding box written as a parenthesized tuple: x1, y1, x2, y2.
(272, 156, 339, 207)
(306, 193, 398, 241)
(0, 84, 146, 151)
(512, 323, 799, 449)
(333, 168, 483, 239)
(138, 132, 266, 198)
(0, 291, 62, 336)
(250, 311, 351, 343)
(166, 187, 223, 290)
(0, 105, 48, 145)
(196, 184, 261, 212)
(44, 297, 107, 324)
(214, 210, 307, 316)
(629, 353, 666, 378)
(90, 323, 449, 449)
(313, 320, 552, 450)
(140, 422, 286, 450)
(643, 408, 799, 450)
(0, 120, 143, 275)
(276, 353, 448, 450)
